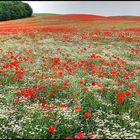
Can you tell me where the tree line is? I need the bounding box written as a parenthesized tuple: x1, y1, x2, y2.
(0, 1, 33, 21)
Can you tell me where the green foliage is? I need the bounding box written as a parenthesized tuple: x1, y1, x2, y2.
(0, 1, 33, 21)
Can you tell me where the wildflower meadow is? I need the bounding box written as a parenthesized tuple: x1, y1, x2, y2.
(0, 14, 140, 139)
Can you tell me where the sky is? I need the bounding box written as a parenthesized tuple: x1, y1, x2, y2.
(23, 1, 140, 16)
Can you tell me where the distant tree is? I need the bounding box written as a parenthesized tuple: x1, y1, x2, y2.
(0, 1, 33, 21)
(23, 2, 33, 17)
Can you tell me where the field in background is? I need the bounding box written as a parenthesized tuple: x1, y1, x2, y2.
(0, 14, 140, 139)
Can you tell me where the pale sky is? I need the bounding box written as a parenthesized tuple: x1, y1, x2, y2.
(23, 1, 140, 16)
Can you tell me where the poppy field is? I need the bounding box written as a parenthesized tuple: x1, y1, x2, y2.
(0, 14, 140, 139)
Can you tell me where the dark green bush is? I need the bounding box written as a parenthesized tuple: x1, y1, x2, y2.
(0, 1, 33, 21)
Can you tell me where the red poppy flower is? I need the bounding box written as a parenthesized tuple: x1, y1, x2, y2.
(49, 92, 55, 97)
(91, 68, 96, 75)
(47, 125, 56, 133)
(32, 90, 37, 95)
(74, 106, 81, 112)
(84, 112, 92, 118)
(57, 48, 60, 52)
(32, 95, 37, 100)
(16, 91, 21, 96)
(91, 82, 96, 86)
(52, 83, 56, 87)
(119, 92, 125, 97)
(63, 81, 69, 87)
(110, 71, 118, 76)
(83, 47, 87, 51)
(130, 72, 135, 77)
(118, 80, 123, 85)
(103, 88, 107, 92)
(60, 103, 67, 109)
(83, 87, 89, 93)
(90, 53, 96, 58)
(102, 71, 107, 75)
(15, 98, 20, 103)
(137, 88, 140, 95)
(75, 132, 84, 139)
(79, 79, 84, 85)
(59, 71, 63, 77)
(54, 118, 59, 121)
(23, 93, 30, 98)
(115, 90, 119, 94)
(38, 86, 44, 91)
(117, 95, 125, 104)
(28, 88, 33, 93)
(124, 73, 129, 79)
(125, 91, 131, 96)
(128, 84, 134, 89)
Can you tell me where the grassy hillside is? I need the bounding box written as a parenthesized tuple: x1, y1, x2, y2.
(33, 13, 60, 16)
